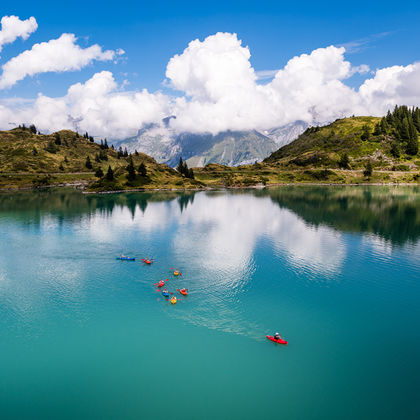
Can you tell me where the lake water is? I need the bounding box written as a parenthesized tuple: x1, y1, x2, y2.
(0, 186, 419, 419)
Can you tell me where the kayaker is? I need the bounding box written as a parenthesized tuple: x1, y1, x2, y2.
(274, 332, 281, 340)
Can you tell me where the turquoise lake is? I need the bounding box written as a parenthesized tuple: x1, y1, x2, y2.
(0, 186, 419, 419)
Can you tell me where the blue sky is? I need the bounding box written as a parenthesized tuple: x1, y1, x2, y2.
(0, 0, 419, 137)
(2, 0, 419, 97)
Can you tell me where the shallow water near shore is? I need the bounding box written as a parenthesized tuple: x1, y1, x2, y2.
(0, 186, 419, 419)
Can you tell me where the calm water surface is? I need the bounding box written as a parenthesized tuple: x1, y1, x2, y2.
(0, 186, 419, 419)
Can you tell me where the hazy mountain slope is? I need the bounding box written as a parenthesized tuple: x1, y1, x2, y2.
(115, 125, 277, 167)
(179, 130, 277, 167)
(263, 120, 309, 147)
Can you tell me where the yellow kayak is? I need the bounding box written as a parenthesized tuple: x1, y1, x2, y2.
(173, 270, 179, 276)
(170, 296, 177, 304)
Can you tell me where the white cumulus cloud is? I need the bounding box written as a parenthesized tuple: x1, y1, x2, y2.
(1, 31, 420, 139)
(359, 63, 420, 114)
(0, 15, 37, 53)
(164, 34, 420, 134)
(167, 32, 256, 101)
(0, 33, 118, 89)
(1, 71, 170, 138)
(164, 35, 365, 133)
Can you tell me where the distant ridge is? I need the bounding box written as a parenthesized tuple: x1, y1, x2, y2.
(113, 120, 307, 167)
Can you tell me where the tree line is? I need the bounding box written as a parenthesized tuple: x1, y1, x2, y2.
(372, 105, 419, 156)
(176, 157, 194, 179)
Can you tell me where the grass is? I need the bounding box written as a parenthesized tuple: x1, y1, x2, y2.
(0, 128, 202, 191)
(264, 116, 419, 170)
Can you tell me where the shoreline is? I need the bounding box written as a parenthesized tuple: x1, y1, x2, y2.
(0, 180, 418, 194)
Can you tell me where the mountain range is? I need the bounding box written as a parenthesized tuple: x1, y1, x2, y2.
(113, 118, 308, 167)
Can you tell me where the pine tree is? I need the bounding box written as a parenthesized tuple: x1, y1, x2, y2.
(338, 153, 350, 169)
(99, 149, 108, 161)
(29, 124, 37, 134)
(117, 146, 123, 158)
(126, 157, 136, 181)
(176, 157, 194, 179)
(413, 108, 420, 132)
(380, 117, 389, 134)
(46, 140, 57, 153)
(54, 133, 61, 145)
(106, 166, 114, 181)
(95, 153, 101, 163)
(95, 167, 104, 178)
(138, 162, 147, 177)
(406, 120, 419, 155)
(363, 160, 373, 177)
(373, 123, 381, 136)
(59, 162, 64, 171)
(104, 138, 109, 149)
(123, 147, 129, 157)
(390, 141, 400, 158)
(177, 157, 184, 174)
(399, 117, 410, 141)
(32, 147, 38, 156)
(361, 125, 371, 141)
(85, 156, 93, 169)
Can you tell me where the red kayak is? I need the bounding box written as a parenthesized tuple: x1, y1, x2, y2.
(157, 280, 165, 287)
(179, 288, 188, 296)
(266, 335, 288, 345)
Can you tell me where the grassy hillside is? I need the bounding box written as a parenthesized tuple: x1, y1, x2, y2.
(264, 114, 420, 170)
(0, 127, 201, 190)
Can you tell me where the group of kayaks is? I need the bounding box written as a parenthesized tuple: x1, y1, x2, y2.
(116, 254, 286, 344)
(155, 268, 188, 305)
(116, 255, 187, 305)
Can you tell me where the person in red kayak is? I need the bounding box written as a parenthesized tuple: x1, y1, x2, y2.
(273, 332, 281, 340)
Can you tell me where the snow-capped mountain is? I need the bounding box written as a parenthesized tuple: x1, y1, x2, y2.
(113, 118, 308, 167)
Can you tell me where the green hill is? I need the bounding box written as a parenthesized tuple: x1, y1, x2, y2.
(0, 127, 201, 190)
(264, 106, 420, 170)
